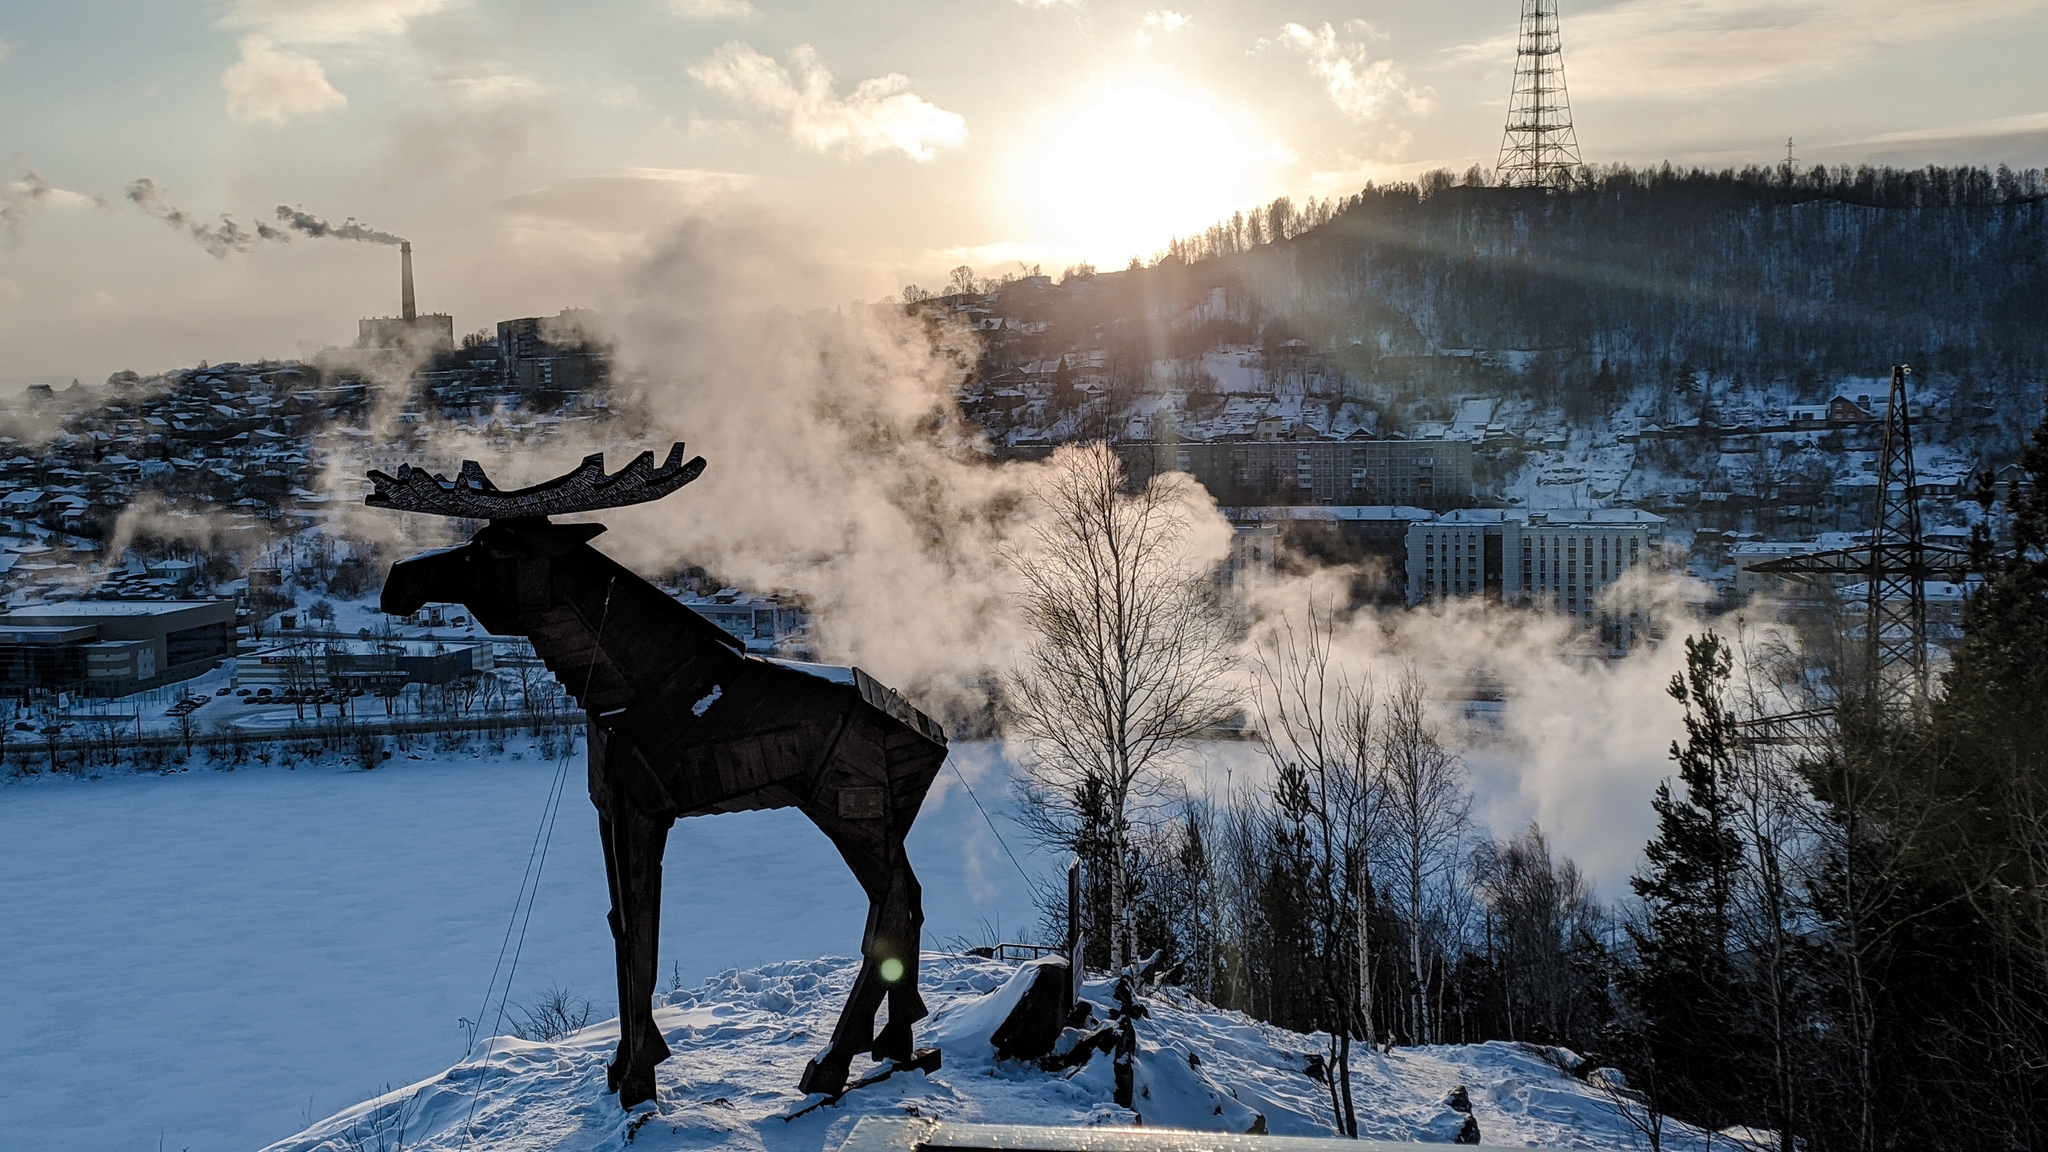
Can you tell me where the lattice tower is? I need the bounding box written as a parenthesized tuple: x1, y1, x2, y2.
(1867, 365, 1929, 717)
(1740, 366, 1969, 729)
(1496, 0, 1585, 190)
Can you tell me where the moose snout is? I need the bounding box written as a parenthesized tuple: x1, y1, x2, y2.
(380, 545, 473, 616)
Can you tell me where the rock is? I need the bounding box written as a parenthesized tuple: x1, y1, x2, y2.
(1442, 1084, 1472, 1113)
(1455, 1114, 1482, 1145)
(990, 957, 1073, 1061)
(1305, 1053, 1328, 1082)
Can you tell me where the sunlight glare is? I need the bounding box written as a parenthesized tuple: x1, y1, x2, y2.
(1012, 78, 1291, 268)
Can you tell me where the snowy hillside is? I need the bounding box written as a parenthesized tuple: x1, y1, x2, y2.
(266, 955, 1720, 1152)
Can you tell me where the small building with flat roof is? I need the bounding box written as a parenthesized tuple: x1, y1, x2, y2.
(0, 599, 237, 694)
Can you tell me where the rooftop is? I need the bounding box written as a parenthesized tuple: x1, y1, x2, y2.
(0, 599, 232, 619)
(1431, 507, 1667, 527)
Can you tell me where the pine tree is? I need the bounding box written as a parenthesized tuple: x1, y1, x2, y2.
(1624, 632, 1747, 1128)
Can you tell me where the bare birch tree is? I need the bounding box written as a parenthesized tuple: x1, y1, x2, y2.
(1379, 668, 1470, 1044)
(1250, 598, 1382, 1135)
(1009, 442, 1237, 972)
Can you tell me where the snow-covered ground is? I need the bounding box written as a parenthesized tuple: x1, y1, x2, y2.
(264, 955, 1719, 1152)
(5, 743, 1717, 1152)
(0, 742, 1046, 1152)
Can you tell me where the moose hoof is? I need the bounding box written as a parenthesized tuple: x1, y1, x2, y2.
(799, 1056, 849, 1097)
(617, 1067, 658, 1110)
(872, 1020, 914, 1064)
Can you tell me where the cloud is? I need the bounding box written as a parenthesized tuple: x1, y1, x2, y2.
(1135, 9, 1190, 49)
(689, 42, 968, 162)
(669, 0, 756, 18)
(0, 38, 11, 66)
(222, 35, 349, 124)
(219, 0, 446, 45)
(1453, 0, 2048, 97)
(1012, 0, 1082, 8)
(494, 168, 757, 255)
(1275, 21, 1429, 122)
(1, 167, 95, 242)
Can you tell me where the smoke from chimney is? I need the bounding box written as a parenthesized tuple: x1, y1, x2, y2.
(274, 206, 404, 246)
(124, 177, 276, 258)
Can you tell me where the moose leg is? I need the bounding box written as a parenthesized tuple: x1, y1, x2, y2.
(598, 803, 674, 1108)
(798, 833, 929, 1095)
(872, 850, 928, 1063)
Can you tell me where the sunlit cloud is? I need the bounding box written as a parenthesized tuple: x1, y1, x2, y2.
(1453, 0, 2048, 97)
(221, 35, 349, 124)
(1135, 9, 1190, 50)
(1274, 21, 1430, 122)
(669, 0, 756, 19)
(1851, 109, 2048, 145)
(1, 167, 96, 242)
(219, 0, 448, 46)
(689, 42, 968, 162)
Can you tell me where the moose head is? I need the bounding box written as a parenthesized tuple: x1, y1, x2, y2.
(374, 444, 703, 625)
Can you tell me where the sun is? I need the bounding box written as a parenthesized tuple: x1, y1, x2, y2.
(1009, 77, 1292, 268)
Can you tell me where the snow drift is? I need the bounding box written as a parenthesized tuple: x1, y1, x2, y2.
(265, 954, 1725, 1151)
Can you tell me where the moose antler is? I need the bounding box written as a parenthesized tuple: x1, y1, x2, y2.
(366, 442, 706, 519)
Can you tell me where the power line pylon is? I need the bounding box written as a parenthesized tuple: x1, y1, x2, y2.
(1751, 366, 1970, 722)
(1496, 0, 1585, 190)
(1866, 365, 1929, 716)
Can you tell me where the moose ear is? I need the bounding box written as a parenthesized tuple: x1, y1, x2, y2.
(475, 519, 608, 557)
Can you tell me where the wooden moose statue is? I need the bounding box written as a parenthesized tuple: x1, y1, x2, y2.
(367, 444, 948, 1108)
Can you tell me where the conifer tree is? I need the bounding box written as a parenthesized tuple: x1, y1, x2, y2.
(1625, 632, 1746, 1127)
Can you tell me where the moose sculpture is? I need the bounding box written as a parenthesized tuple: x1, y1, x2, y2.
(367, 444, 948, 1108)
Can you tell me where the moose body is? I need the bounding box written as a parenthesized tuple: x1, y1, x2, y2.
(370, 451, 946, 1109)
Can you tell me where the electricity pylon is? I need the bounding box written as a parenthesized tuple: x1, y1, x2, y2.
(1496, 0, 1585, 190)
(1751, 366, 1971, 720)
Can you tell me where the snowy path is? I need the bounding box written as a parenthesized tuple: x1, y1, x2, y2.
(0, 743, 1042, 1152)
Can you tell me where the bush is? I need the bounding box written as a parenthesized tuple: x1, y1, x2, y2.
(515, 985, 593, 1042)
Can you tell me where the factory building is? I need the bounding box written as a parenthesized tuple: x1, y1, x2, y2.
(358, 241, 454, 353)
(0, 599, 238, 694)
(1406, 508, 1665, 619)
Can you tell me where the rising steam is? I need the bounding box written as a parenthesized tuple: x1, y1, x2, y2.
(273, 206, 404, 245)
(297, 201, 1781, 892)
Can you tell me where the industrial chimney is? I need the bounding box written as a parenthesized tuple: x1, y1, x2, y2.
(400, 240, 417, 323)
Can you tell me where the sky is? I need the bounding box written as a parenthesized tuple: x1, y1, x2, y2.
(4, 0, 2048, 386)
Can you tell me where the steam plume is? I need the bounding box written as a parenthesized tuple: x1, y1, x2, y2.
(124, 177, 268, 258)
(273, 205, 404, 245)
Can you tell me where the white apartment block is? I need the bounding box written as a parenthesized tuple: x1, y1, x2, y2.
(1405, 508, 1666, 619)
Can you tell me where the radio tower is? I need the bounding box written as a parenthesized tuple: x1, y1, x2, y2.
(1496, 0, 1584, 189)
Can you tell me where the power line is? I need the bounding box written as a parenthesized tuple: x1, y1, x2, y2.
(948, 758, 1034, 889)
